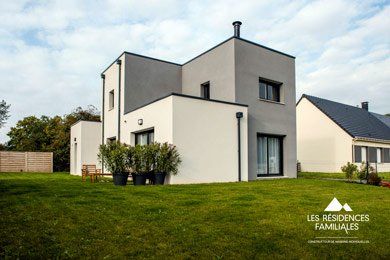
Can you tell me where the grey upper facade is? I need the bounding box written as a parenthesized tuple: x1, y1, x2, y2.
(299, 94, 390, 141)
(101, 23, 297, 180)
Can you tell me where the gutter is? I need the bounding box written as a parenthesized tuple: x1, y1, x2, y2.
(116, 59, 122, 141)
(236, 112, 243, 181)
(101, 73, 105, 174)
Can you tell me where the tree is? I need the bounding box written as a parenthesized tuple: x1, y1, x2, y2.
(6, 106, 100, 171)
(385, 113, 390, 117)
(0, 100, 10, 128)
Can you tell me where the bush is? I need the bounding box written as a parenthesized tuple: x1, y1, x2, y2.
(341, 162, 358, 181)
(357, 162, 375, 182)
(155, 142, 181, 175)
(367, 172, 382, 186)
(98, 142, 129, 174)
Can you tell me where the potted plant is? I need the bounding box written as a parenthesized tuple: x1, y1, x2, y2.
(154, 142, 181, 185)
(98, 141, 129, 186)
(131, 145, 149, 185)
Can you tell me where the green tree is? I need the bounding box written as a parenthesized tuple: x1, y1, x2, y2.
(6, 106, 100, 171)
(0, 100, 10, 128)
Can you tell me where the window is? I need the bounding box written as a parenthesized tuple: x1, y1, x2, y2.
(368, 147, 377, 163)
(107, 137, 116, 143)
(259, 78, 281, 102)
(354, 145, 362, 162)
(201, 82, 210, 99)
(109, 90, 114, 109)
(135, 130, 154, 145)
(257, 134, 283, 176)
(384, 148, 390, 163)
(377, 148, 382, 163)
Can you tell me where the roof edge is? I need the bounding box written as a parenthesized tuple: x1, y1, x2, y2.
(299, 94, 355, 138)
(70, 120, 101, 128)
(124, 92, 248, 115)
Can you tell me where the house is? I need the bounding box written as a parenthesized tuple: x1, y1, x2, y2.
(297, 94, 390, 173)
(70, 21, 297, 184)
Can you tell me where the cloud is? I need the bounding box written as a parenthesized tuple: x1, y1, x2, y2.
(0, 0, 389, 142)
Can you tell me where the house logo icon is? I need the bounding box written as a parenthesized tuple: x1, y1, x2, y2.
(324, 197, 352, 212)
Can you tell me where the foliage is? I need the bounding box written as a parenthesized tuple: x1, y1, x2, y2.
(98, 142, 129, 174)
(357, 162, 375, 181)
(155, 142, 181, 175)
(341, 162, 358, 181)
(5, 106, 100, 171)
(0, 100, 10, 129)
(367, 172, 382, 186)
(0, 173, 389, 259)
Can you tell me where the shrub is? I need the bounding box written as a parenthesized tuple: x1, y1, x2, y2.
(155, 142, 181, 175)
(357, 162, 375, 182)
(341, 162, 358, 181)
(98, 141, 129, 174)
(367, 172, 382, 186)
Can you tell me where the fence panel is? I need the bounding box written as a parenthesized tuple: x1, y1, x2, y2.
(0, 151, 53, 173)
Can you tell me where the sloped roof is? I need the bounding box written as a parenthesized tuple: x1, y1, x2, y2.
(300, 94, 390, 141)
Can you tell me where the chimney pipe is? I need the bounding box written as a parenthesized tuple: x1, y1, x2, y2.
(361, 102, 369, 111)
(232, 21, 242, 38)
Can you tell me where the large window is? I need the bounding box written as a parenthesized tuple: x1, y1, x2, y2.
(354, 146, 390, 163)
(135, 130, 154, 145)
(257, 134, 283, 176)
(201, 82, 210, 99)
(109, 90, 114, 109)
(259, 78, 281, 102)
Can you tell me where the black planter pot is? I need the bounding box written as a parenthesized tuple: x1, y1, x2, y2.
(113, 173, 129, 186)
(132, 173, 147, 186)
(154, 172, 166, 185)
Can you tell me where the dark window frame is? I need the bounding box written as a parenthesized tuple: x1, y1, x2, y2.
(134, 129, 154, 145)
(107, 137, 116, 143)
(201, 81, 210, 99)
(109, 90, 115, 110)
(259, 77, 282, 103)
(257, 133, 284, 177)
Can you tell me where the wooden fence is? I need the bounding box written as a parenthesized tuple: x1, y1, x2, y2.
(0, 151, 53, 173)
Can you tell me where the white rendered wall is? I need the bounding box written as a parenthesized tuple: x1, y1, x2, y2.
(170, 95, 248, 184)
(297, 98, 352, 172)
(70, 121, 102, 175)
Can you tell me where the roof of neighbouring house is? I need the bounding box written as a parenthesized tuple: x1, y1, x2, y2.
(298, 94, 390, 141)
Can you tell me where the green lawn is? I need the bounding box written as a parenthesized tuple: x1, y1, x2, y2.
(299, 171, 390, 181)
(0, 173, 389, 259)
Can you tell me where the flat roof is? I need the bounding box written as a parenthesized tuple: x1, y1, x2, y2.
(101, 36, 295, 74)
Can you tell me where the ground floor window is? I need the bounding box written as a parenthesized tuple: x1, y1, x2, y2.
(257, 134, 283, 176)
(135, 130, 154, 145)
(354, 146, 390, 163)
(107, 137, 116, 143)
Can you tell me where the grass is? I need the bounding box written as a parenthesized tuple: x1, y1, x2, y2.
(299, 171, 390, 181)
(0, 172, 389, 259)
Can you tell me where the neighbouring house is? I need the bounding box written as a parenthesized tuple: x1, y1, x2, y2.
(297, 94, 390, 173)
(70, 22, 297, 184)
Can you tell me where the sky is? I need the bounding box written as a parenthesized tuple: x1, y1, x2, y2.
(0, 0, 389, 142)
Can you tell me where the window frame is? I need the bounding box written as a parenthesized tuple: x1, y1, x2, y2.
(201, 81, 210, 100)
(108, 90, 115, 110)
(259, 77, 282, 103)
(256, 133, 284, 177)
(134, 129, 154, 146)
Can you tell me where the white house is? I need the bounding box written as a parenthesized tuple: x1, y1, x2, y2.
(70, 22, 297, 183)
(297, 94, 390, 173)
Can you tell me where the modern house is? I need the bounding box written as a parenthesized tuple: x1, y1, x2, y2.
(70, 22, 297, 184)
(297, 94, 390, 172)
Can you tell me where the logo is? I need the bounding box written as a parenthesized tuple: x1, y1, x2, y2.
(306, 197, 370, 244)
(324, 197, 352, 212)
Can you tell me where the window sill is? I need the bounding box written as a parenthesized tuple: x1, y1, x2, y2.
(258, 98, 285, 105)
(108, 108, 114, 111)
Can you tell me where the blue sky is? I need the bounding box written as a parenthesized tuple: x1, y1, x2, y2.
(0, 0, 389, 142)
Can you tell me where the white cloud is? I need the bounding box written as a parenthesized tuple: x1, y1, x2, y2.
(0, 0, 389, 142)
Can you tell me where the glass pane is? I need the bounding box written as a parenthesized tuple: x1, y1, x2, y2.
(272, 86, 280, 102)
(268, 137, 280, 174)
(149, 132, 154, 144)
(257, 136, 267, 174)
(259, 83, 267, 99)
(267, 85, 273, 100)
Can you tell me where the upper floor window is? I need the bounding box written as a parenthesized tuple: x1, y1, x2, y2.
(109, 90, 114, 109)
(259, 78, 281, 102)
(201, 82, 210, 99)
